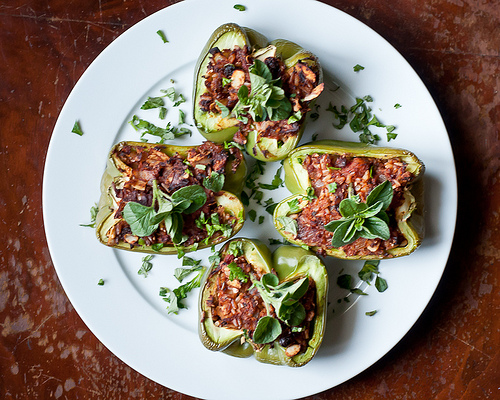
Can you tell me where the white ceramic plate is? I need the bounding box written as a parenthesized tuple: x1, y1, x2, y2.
(43, 0, 457, 399)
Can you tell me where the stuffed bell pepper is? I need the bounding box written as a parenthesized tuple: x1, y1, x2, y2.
(95, 141, 246, 254)
(193, 23, 324, 161)
(199, 238, 328, 367)
(274, 140, 425, 259)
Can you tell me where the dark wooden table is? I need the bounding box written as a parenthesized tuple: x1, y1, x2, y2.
(1, 0, 498, 399)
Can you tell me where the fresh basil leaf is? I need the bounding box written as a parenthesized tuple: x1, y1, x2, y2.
(215, 100, 230, 118)
(265, 201, 277, 215)
(250, 59, 273, 84)
(279, 302, 306, 327)
(358, 260, 380, 282)
(80, 203, 98, 228)
(324, 218, 346, 233)
(339, 197, 365, 218)
(171, 185, 207, 214)
(253, 316, 282, 344)
(164, 213, 184, 244)
(203, 171, 225, 193)
(276, 216, 298, 236)
(337, 274, 352, 290)
(122, 202, 159, 237)
(161, 87, 176, 101)
(366, 180, 393, 209)
(363, 216, 391, 240)
(259, 166, 283, 190)
(138, 255, 154, 277)
(248, 209, 257, 222)
(331, 220, 355, 247)
(261, 273, 279, 288)
(375, 276, 388, 292)
(358, 201, 384, 218)
(141, 96, 165, 110)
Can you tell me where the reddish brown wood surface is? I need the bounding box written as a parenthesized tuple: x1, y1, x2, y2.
(1, 0, 498, 399)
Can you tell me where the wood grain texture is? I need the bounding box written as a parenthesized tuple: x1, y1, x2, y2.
(0, 0, 498, 399)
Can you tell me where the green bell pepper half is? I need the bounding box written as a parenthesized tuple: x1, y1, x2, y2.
(193, 23, 268, 144)
(274, 140, 425, 259)
(193, 23, 324, 162)
(199, 238, 328, 367)
(95, 141, 246, 255)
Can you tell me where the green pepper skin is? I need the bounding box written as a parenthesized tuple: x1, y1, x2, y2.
(95, 141, 246, 255)
(193, 23, 323, 162)
(199, 238, 328, 367)
(274, 140, 425, 259)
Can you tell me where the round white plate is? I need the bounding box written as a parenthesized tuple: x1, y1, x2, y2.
(43, 0, 457, 399)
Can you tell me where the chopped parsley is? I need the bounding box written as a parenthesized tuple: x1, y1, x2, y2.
(233, 4, 246, 11)
(156, 30, 168, 43)
(326, 97, 398, 143)
(138, 255, 154, 278)
(227, 261, 248, 282)
(353, 64, 365, 72)
(97, 279, 105, 286)
(71, 121, 84, 136)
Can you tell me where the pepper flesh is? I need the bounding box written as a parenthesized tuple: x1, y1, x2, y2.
(274, 140, 425, 259)
(199, 238, 328, 367)
(95, 141, 246, 254)
(193, 23, 324, 161)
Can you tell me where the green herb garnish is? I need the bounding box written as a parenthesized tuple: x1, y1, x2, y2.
(80, 203, 98, 228)
(227, 261, 248, 282)
(141, 96, 165, 110)
(276, 216, 298, 236)
(159, 267, 206, 314)
(156, 30, 168, 43)
(233, 4, 246, 11)
(250, 273, 309, 344)
(71, 121, 84, 136)
(174, 257, 203, 282)
(353, 64, 365, 72)
(324, 180, 393, 247)
(122, 181, 206, 240)
(138, 255, 154, 277)
(129, 115, 190, 143)
(203, 171, 225, 193)
(366, 310, 378, 316)
(258, 165, 283, 190)
(97, 278, 105, 286)
(232, 59, 292, 122)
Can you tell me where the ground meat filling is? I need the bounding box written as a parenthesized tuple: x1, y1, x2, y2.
(295, 153, 414, 257)
(206, 254, 317, 356)
(106, 142, 242, 247)
(200, 46, 322, 146)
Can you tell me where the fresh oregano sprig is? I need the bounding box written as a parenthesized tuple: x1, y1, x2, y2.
(122, 180, 206, 241)
(231, 59, 292, 123)
(324, 180, 393, 247)
(251, 273, 309, 344)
